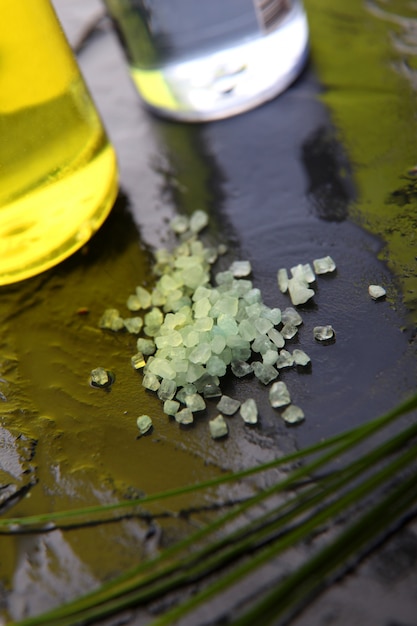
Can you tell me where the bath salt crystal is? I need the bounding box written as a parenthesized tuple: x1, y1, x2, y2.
(137, 338, 156, 356)
(269, 381, 291, 408)
(99, 309, 125, 331)
(163, 399, 180, 415)
(185, 393, 206, 412)
(206, 355, 227, 377)
(255, 317, 273, 335)
(230, 260, 252, 277)
(131, 352, 146, 370)
(170, 215, 189, 234)
(251, 362, 278, 384)
(142, 372, 160, 391)
(267, 328, 285, 348)
(277, 268, 289, 293)
(175, 408, 194, 425)
(189, 343, 212, 365)
(217, 395, 241, 415)
(292, 349, 311, 366)
(135, 286, 152, 309)
(126, 294, 141, 311)
(90, 367, 113, 388)
(240, 398, 258, 424)
(189, 209, 209, 233)
(281, 307, 303, 327)
(231, 360, 253, 378)
(261, 307, 282, 325)
(124, 317, 143, 334)
(291, 263, 315, 284)
(276, 350, 294, 369)
(313, 256, 336, 274)
(282, 405, 305, 424)
(202, 383, 222, 398)
(157, 379, 177, 401)
(252, 335, 274, 354)
(287, 278, 315, 306)
(262, 349, 278, 366)
(368, 285, 386, 300)
(314, 325, 335, 341)
(209, 414, 228, 439)
(137, 415, 153, 435)
(281, 323, 298, 340)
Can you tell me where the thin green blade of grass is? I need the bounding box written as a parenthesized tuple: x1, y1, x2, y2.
(145, 432, 417, 626)
(2, 393, 416, 535)
(231, 463, 417, 625)
(10, 398, 417, 626)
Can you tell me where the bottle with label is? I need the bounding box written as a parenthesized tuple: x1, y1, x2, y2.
(104, 0, 309, 121)
(0, 0, 118, 285)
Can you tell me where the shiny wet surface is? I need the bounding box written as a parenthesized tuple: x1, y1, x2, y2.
(0, 0, 416, 623)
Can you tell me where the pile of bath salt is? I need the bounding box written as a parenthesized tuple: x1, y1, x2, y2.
(99, 210, 313, 439)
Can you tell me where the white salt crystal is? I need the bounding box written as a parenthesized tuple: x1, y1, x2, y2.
(240, 398, 258, 424)
(282, 405, 305, 424)
(313, 325, 335, 341)
(277, 268, 289, 293)
(269, 381, 291, 408)
(230, 260, 252, 277)
(136, 415, 153, 435)
(368, 285, 386, 300)
(292, 349, 311, 366)
(313, 256, 336, 274)
(209, 414, 228, 439)
(216, 395, 241, 415)
(287, 277, 315, 306)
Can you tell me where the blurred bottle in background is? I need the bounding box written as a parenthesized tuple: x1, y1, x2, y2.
(0, 0, 118, 285)
(104, 0, 309, 122)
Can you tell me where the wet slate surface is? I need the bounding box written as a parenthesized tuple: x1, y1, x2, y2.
(0, 1, 416, 624)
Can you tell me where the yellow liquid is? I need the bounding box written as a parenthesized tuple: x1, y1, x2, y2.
(0, 0, 118, 284)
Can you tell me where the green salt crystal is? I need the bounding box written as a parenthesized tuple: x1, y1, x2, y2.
(261, 306, 281, 325)
(314, 325, 335, 341)
(206, 355, 227, 377)
(313, 256, 336, 274)
(276, 350, 294, 369)
(190, 240, 205, 257)
(185, 393, 206, 412)
(215, 270, 234, 285)
(255, 317, 273, 335)
(170, 215, 189, 234)
(231, 360, 253, 378)
(99, 309, 124, 331)
(230, 260, 251, 277)
(240, 398, 258, 424)
(216, 395, 241, 415)
(142, 372, 160, 391)
(189, 209, 209, 233)
(245, 302, 262, 318)
(267, 328, 285, 348)
(136, 338, 156, 355)
(291, 263, 315, 284)
(164, 399, 180, 415)
(293, 349, 311, 366)
(189, 343, 212, 365)
(181, 265, 207, 290)
(144, 308, 163, 328)
(263, 349, 278, 366)
(238, 319, 258, 342)
(176, 384, 197, 403)
(204, 247, 218, 264)
(192, 285, 212, 301)
(211, 295, 239, 317)
(175, 408, 194, 425)
(131, 352, 146, 370)
(277, 268, 289, 293)
(90, 367, 113, 388)
(194, 372, 220, 391)
(148, 358, 176, 380)
(135, 286, 152, 309)
(194, 297, 212, 318)
(209, 414, 228, 439)
(217, 314, 238, 335)
(157, 379, 177, 401)
(218, 243, 228, 255)
(269, 381, 291, 408)
(287, 277, 315, 306)
(136, 414, 153, 435)
(281, 307, 303, 326)
(232, 279, 253, 296)
(211, 334, 227, 355)
(194, 317, 214, 332)
(202, 383, 222, 398)
(151, 287, 166, 307)
(231, 346, 252, 362)
(186, 363, 206, 383)
(282, 405, 305, 424)
(252, 335, 274, 354)
(243, 288, 261, 304)
(126, 294, 141, 311)
(155, 331, 182, 349)
(251, 362, 278, 384)
(281, 323, 298, 340)
(182, 328, 200, 347)
(124, 317, 144, 334)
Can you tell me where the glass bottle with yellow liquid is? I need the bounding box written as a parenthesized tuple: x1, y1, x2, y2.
(0, 0, 118, 285)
